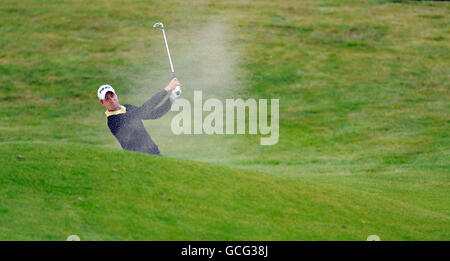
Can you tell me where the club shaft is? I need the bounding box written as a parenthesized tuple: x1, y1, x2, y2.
(160, 27, 175, 77)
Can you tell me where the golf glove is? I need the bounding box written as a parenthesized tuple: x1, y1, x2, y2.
(170, 85, 182, 100)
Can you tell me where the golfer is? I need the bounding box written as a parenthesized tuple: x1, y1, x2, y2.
(98, 78, 181, 155)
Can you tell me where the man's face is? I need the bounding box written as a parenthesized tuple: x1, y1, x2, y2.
(99, 91, 120, 110)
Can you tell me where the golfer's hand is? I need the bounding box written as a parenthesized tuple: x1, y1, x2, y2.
(165, 78, 180, 92)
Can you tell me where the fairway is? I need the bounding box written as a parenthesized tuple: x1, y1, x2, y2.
(0, 0, 449, 240)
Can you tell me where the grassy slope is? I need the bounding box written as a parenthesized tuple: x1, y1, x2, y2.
(0, 142, 447, 240)
(0, 0, 449, 240)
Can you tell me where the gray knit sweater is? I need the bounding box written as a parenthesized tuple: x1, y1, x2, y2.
(106, 89, 172, 155)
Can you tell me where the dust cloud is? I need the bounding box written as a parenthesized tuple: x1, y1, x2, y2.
(130, 22, 245, 163)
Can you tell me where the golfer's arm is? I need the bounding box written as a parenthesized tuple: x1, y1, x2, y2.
(138, 89, 168, 116)
(142, 98, 172, 120)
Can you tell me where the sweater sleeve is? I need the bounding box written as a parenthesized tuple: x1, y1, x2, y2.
(141, 98, 172, 120)
(136, 89, 169, 119)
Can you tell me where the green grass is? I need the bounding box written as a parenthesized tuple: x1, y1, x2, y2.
(0, 0, 449, 240)
(0, 142, 447, 240)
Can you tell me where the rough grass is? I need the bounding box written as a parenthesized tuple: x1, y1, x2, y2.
(0, 142, 447, 240)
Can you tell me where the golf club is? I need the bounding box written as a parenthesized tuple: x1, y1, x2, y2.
(153, 22, 181, 96)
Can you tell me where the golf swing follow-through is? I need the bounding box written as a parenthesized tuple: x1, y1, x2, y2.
(98, 22, 181, 155)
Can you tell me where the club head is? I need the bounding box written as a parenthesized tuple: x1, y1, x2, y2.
(153, 22, 164, 28)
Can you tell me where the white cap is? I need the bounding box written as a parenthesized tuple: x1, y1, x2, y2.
(97, 84, 115, 100)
